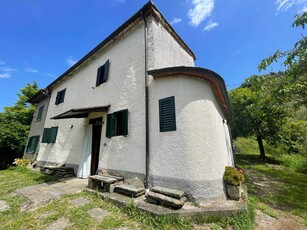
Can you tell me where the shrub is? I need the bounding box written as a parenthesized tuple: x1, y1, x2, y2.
(13, 157, 30, 167)
(223, 166, 245, 186)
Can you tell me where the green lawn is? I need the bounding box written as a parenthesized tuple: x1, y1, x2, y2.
(236, 153, 307, 225)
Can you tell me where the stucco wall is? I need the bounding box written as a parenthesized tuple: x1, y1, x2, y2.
(147, 17, 194, 70)
(24, 97, 49, 159)
(38, 22, 146, 176)
(148, 76, 234, 200)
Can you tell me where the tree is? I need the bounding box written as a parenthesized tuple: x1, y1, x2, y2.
(230, 75, 293, 159)
(0, 82, 38, 166)
(258, 12, 307, 108)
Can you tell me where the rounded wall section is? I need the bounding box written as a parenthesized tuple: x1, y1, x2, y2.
(148, 76, 234, 201)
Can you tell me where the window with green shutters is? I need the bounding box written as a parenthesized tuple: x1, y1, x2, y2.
(42, 126, 58, 143)
(96, 59, 110, 87)
(159, 96, 176, 132)
(55, 89, 66, 105)
(26, 136, 40, 153)
(36, 105, 44, 121)
(106, 109, 128, 138)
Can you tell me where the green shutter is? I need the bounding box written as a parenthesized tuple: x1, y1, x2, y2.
(122, 109, 128, 136)
(27, 135, 39, 153)
(159, 96, 176, 132)
(106, 113, 114, 138)
(42, 128, 51, 143)
(102, 59, 109, 83)
(26, 136, 33, 153)
(49, 127, 58, 143)
(60, 89, 66, 103)
(36, 105, 44, 121)
(55, 92, 60, 105)
(96, 66, 102, 86)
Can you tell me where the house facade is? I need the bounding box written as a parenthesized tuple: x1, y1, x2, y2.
(26, 2, 234, 201)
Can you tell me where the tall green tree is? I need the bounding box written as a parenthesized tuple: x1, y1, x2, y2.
(0, 82, 38, 164)
(229, 75, 291, 159)
(258, 12, 307, 108)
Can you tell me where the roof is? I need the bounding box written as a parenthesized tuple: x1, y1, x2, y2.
(27, 89, 49, 104)
(46, 1, 195, 90)
(148, 66, 233, 119)
(50, 106, 110, 119)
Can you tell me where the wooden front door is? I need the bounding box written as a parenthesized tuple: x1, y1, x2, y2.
(90, 117, 103, 175)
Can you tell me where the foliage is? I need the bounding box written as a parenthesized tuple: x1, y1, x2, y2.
(234, 137, 307, 174)
(229, 74, 307, 158)
(223, 166, 245, 186)
(13, 157, 30, 167)
(258, 12, 307, 108)
(0, 82, 38, 164)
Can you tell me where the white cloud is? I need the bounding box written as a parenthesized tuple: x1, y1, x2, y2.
(25, 67, 38, 73)
(66, 56, 77, 66)
(1, 67, 17, 72)
(46, 73, 56, 78)
(0, 65, 17, 79)
(170, 18, 183, 25)
(188, 0, 215, 27)
(203, 20, 218, 31)
(0, 61, 5, 65)
(275, 0, 307, 14)
(0, 73, 10, 79)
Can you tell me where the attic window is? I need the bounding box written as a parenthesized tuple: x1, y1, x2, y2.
(55, 89, 66, 105)
(159, 96, 176, 132)
(96, 59, 110, 87)
(36, 105, 44, 121)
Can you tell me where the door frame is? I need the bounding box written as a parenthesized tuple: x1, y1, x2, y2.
(89, 117, 103, 175)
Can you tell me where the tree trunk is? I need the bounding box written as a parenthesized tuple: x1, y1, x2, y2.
(256, 134, 265, 160)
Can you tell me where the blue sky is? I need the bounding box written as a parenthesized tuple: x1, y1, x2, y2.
(0, 0, 306, 111)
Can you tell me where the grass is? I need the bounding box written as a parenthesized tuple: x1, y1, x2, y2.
(235, 137, 307, 225)
(0, 166, 253, 230)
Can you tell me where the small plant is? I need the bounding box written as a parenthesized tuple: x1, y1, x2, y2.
(13, 157, 30, 167)
(223, 166, 245, 186)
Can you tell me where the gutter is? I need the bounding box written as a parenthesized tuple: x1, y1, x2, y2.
(141, 10, 150, 189)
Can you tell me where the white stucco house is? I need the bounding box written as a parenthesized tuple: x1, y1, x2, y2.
(25, 2, 234, 201)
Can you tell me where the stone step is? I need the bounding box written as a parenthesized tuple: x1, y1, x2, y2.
(114, 184, 145, 197)
(99, 173, 123, 181)
(146, 191, 186, 209)
(88, 175, 117, 184)
(151, 186, 185, 199)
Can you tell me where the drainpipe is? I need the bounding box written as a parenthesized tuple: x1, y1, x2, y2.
(141, 11, 150, 189)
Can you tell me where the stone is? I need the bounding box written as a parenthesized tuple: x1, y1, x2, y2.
(99, 173, 123, 181)
(46, 217, 71, 230)
(151, 186, 185, 199)
(88, 175, 117, 184)
(226, 184, 241, 201)
(0, 200, 10, 212)
(71, 197, 90, 207)
(87, 208, 109, 222)
(114, 184, 145, 197)
(39, 211, 56, 220)
(146, 191, 186, 209)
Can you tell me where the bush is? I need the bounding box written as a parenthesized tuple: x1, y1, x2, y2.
(13, 158, 30, 167)
(223, 166, 245, 186)
(278, 154, 307, 174)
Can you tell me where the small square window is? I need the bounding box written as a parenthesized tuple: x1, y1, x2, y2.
(26, 136, 40, 153)
(106, 109, 128, 138)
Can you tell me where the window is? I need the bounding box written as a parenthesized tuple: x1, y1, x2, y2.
(55, 89, 66, 105)
(26, 136, 40, 153)
(42, 126, 58, 143)
(106, 109, 128, 138)
(159, 96, 176, 132)
(36, 105, 44, 121)
(96, 59, 110, 87)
